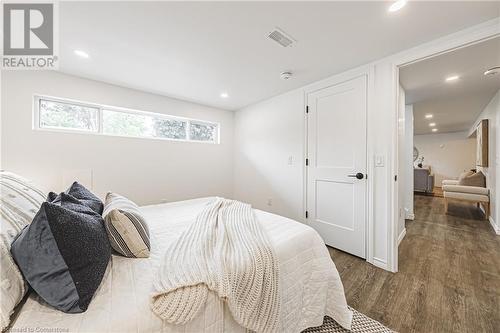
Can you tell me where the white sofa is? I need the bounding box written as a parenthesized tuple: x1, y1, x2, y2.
(442, 179, 490, 218)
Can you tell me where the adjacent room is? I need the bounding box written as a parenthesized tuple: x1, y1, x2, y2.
(1, 2, 499, 333)
(395, 36, 500, 332)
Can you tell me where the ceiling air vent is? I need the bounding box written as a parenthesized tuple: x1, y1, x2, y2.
(268, 28, 296, 48)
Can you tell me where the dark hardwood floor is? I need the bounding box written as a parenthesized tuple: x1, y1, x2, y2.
(328, 195, 500, 333)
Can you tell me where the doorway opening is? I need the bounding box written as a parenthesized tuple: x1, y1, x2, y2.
(398, 36, 499, 236)
(395, 35, 500, 288)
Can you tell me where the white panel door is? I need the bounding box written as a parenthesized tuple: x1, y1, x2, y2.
(306, 76, 367, 258)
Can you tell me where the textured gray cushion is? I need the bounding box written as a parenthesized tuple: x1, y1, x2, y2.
(458, 171, 486, 187)
(48, 182, 103, 215)
(10, 193, 110, 313)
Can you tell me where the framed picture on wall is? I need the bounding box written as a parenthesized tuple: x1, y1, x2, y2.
(476, 119, 488, 167)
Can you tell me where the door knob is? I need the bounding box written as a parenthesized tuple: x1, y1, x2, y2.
(348, 173, 364, 180)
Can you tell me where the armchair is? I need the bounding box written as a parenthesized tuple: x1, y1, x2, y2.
(442, 179, 490, 219)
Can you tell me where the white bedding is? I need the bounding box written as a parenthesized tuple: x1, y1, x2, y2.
(11, 197, 352, 333)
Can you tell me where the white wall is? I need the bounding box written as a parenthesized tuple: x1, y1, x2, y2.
(404, 104, 414, 220)
(414, 131, 476, 186)
(233, 89, 305, 221)
(234, 64, 393, 268)
(470, 90, 500, 234)
(1, 71, 234, 205)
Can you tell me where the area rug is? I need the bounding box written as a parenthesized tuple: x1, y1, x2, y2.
(302, 307, 395, 333)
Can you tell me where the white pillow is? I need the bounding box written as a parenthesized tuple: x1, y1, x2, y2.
(0, 171, 46, 235)
(0, 234, 26, 331)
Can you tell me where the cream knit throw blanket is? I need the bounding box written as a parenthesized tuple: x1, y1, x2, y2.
(151, 198, 281, 333)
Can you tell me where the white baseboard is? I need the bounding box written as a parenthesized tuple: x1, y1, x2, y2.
(477, 206, 499, 235)
(372, 257, 387, 270)
(398, 228, 407, 245)
(405, 213, 415, 220)
(489, 216, 500, 235)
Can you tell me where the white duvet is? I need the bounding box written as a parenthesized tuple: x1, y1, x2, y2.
(11, 197, 352, 333)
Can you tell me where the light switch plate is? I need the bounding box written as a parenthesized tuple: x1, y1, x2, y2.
(375, 155, 385, 167)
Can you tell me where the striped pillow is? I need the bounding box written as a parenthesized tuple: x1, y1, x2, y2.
(103, 192, 150, 258)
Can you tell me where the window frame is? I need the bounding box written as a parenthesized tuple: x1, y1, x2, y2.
(188, 119, 221, 144)
(33, 95, 220, 144)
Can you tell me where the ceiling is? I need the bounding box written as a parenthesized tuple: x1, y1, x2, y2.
(58, 1, 500, 110)
(400, 37, 500, 135)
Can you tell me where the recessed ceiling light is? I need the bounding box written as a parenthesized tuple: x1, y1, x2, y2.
(429, 123, 436, 127)
(388, 0, 407, 12)
(425, 114, 433, 119)
(74, 49, 89, 58)
(484, 66, 500, 76)
(220, 92, 229, 98)
(432, 128, 438, 132)
(445, 75, 460, 82)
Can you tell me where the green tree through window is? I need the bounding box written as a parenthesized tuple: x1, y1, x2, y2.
(37, 97, 219, 143)
(39, 100, 98, 131)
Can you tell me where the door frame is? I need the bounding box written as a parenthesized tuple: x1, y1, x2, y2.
(303, 67, 375, 264)
(389, 20, 499, 272)
(304, 74, 370, 259)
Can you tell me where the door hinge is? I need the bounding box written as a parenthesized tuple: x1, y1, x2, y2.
(305, 158, 309, 166)
(306, 105, 309, 114)
(305, 211, 309, 218)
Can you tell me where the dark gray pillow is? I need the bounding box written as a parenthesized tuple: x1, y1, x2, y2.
(48, 182, 103, 215)
(10, 193, 110, 313)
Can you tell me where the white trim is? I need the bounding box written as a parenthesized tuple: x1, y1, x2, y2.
(385, 18, 499, 67)
(302, 90, 308, 223)
(391, 63, 399, 273)
(32, 94, 220, 144)
(405, 213, 415, 220)
(489, 216, 500, 235)
(366, 65, 376, 265)
(398, 228, 407, 246)
(372, 257, 388, 270)
(388, 18, 500, 273)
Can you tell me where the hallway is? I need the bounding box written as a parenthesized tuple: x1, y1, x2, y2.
(329, 195, 500, 332)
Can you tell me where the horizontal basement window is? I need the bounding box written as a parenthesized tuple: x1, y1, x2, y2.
(33, 95, 220, 144)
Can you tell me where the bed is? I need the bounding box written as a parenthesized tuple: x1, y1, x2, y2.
(10, 197, 352, 333)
